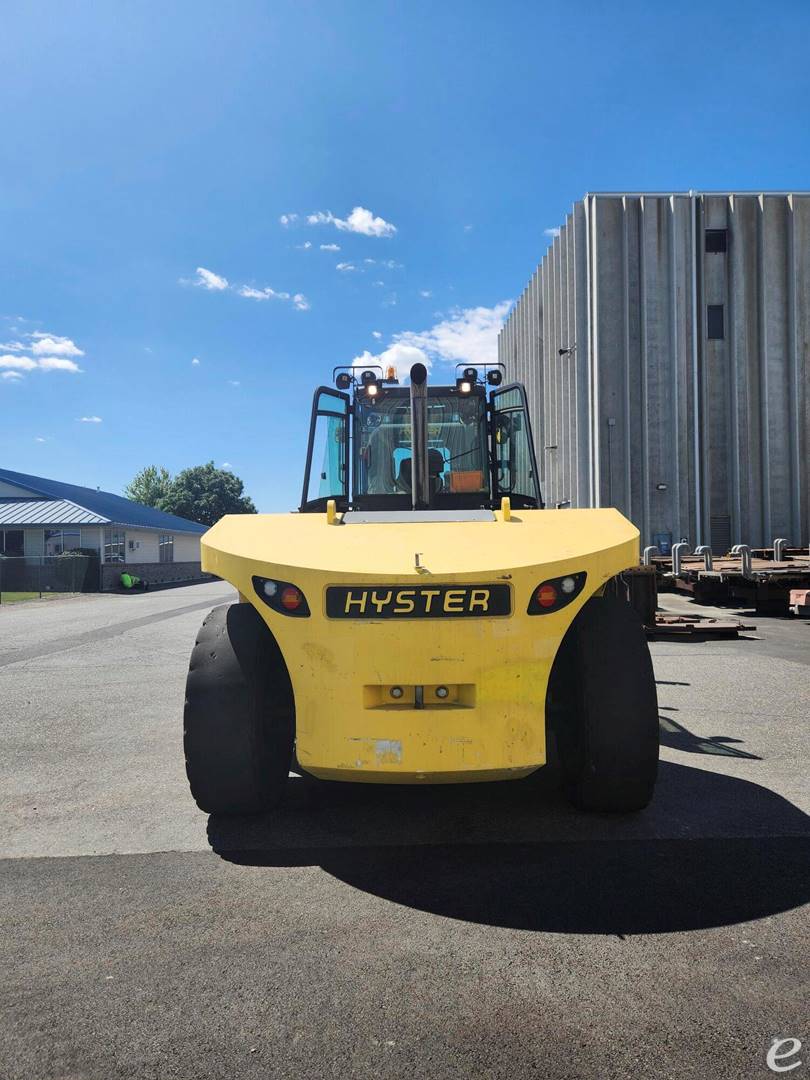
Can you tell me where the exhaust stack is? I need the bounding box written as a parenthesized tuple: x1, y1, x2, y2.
(409, 363, 430, 510)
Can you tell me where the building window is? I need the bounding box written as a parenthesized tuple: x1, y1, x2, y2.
(44, 529, 82, 556)
(104, 528, 126, 563)
(707, 304, 725, 340)
(705, 229, 727, 253)
(159, 534, 174, 563)
(0, 529, 24, 556)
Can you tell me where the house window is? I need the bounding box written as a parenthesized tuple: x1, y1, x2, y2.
(44, 529, 82, 556)
(705, 229, 727, 253)
(0, 529, 24, 556)
(104, 528, 126, 563)
(707, 304, 725, 340)
(159, 535, 174, 563)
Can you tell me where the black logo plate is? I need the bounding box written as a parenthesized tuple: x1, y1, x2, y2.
(325, 584, 511, 619)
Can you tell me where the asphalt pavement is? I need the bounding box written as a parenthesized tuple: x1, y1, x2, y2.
(1, 580, 808, 1079)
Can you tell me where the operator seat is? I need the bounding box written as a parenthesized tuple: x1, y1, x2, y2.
(396, 450, 445, 496)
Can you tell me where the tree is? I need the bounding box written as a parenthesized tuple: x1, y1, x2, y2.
(124, 465, 173, 508)
(159, 462, 257, 526)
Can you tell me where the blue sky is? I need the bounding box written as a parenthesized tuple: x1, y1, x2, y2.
(2, 0, 809, 512)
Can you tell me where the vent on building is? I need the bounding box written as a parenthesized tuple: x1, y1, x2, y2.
(707, 304, 725, 340)
(710, 515, 732, 555)
(705, 229, 728, 253)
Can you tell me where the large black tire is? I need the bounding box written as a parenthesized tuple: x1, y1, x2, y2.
(184, 603, 295, 815)
(550, 594, 659, 812)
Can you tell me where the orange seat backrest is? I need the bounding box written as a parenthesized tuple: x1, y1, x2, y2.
(449, 469, 485, 493)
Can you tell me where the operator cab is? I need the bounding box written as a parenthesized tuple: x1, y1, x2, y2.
(301, 362, 543, 513)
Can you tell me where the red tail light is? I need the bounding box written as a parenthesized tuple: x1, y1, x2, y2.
(281, 586, 303, 611)
(536, 583, 558, 608)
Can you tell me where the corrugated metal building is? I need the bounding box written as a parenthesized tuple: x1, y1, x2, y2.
(498, 192, 810, 552)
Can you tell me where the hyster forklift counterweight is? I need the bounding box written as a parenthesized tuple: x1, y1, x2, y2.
(184, 362, 658, 814)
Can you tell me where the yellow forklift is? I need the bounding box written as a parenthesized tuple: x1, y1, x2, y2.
(184, 362, 658, 814)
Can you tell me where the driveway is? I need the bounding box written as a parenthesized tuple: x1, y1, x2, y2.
(1, 581, 808, 1079)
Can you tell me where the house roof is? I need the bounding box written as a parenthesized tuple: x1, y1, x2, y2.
(0, 468, 208, 534)
(0, 498, 107, 527)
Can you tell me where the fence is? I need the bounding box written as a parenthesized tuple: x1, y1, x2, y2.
(0, 556, 100, 602)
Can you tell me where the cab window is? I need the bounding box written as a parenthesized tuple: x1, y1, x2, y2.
(492, 385, 542, 506)
(301, 388, 349, 509)
(354, 391, 488, 499)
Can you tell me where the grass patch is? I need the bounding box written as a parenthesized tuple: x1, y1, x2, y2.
(0, 591, 76, 604)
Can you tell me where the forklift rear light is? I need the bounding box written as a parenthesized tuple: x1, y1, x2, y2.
(281, 586, 303, 610)
(527, 572, 587, 615)
(536, 584, 558, 608)
(252, 576, 311, 617)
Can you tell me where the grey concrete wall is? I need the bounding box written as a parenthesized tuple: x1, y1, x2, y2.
(101, 561, 212, 590)
(500, 191, 810, 550)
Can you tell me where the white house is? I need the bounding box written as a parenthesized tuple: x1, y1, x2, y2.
(0, 467, 206, 566)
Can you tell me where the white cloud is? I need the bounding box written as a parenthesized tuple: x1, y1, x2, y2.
(296, 241, 312, 250)
(1, 370, 23, 380)
(228, 380, 241, 387)
(320, 243, 340, 252)
(336, 262, 356, 272)
(392, 301, 511, 370)
(544, 227, 561, 238)
(372, 280, 385, 288)
(0, 354, 37, 370)
(193, 266, 229, 291)
(350, 342, 431, 377)
(30, 333, 84, 357)
(0, 335, 84, 377)
(351, 302, 511, 378)
(419, 290, 432, 298)
(188, 268, 310, 310)
(237, 284, 309, 310)
(191, 357, 200, 365)
(77, 415, 102, 423)
(279, 213, 298, 227)
(382, 293, 397, 307)
(238, 285, 275, 300)
(464, 224, 474, 232)
(37, 356, 82, 372)
(35, 435, 47, 442)
(221, 461, 232, 469)
(307, 206, 397, 237)
(381, 259, 402, 270)
(371, 330, 382, 339)
(364, 258, 376, 265)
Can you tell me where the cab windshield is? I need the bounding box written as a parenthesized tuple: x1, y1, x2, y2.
(354, 389, 489, 500)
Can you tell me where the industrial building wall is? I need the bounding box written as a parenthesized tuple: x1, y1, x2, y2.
(499, 192, 810, 551)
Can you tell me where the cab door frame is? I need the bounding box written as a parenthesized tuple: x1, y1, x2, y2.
(490, 383, 544, 508)
(300, 386, 351, 512)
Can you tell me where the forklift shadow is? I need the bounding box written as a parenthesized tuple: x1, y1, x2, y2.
(207, 760, 810, 935)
